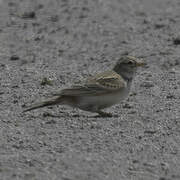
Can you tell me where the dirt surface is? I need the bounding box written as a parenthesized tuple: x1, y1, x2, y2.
(0, 0, 180, 179)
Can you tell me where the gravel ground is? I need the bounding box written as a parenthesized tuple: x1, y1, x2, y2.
(0, 0, 180, 180)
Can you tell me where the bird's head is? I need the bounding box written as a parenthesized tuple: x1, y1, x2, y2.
(113, 56, 145, 81)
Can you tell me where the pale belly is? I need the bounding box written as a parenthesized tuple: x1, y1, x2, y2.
(75, 87, 130, 112)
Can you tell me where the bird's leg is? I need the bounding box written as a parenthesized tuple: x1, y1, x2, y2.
(97, 110, 113, 117)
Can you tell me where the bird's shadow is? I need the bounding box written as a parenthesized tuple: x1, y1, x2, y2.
(41, 112, 118, 118)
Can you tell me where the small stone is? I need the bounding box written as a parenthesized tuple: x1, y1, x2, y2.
(132, 159, 139, 163)
(166, 94, 175, 99)
(40, 77, 53, 86)
(34, 36, 41, 41)
(122, 103, 133, 109)
(154, 23, 166, 29)
(144, 130, 157, 134)
(140, 81, 154, 88)
(45, 119, 56, 124)
(58, 49, 64, 56)
(22, 11, 36, 19)
(159, 177, 166, 180)
(10, 55, 20, 61)
(129, 92, 137, 96)
(0, 92, 4, 95)
(173, 36, 180, 45)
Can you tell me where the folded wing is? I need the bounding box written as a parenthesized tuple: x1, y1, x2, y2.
(54, 71, 126, 96)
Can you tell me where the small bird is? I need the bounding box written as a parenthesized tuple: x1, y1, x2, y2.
(23, 56, 145, 117)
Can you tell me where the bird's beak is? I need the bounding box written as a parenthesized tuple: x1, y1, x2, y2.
(135, 58, 146, 67)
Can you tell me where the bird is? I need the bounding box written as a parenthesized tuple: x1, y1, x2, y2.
(23, 56, 145, 117)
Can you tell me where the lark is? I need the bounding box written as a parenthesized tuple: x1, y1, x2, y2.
(23, 56, 145, 117)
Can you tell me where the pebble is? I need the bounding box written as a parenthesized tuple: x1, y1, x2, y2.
(173, 36, 180, 45)
(140, 81, 154, 88)
(22, 11, 36, 19)
(122, 103, 133, 109)
(10, 55, 20, 61)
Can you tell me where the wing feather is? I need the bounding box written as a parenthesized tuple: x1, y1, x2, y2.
(54, 71, 126, 96)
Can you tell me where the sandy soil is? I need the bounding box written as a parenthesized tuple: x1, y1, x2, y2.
(0, 0, 180, 179)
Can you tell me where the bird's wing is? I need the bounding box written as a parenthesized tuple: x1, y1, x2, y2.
(56, 71, 127, 96)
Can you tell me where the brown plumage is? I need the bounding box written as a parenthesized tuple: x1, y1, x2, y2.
(23, 56, 145, 117)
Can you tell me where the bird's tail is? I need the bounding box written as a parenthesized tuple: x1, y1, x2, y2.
(23, 96, 62, 112)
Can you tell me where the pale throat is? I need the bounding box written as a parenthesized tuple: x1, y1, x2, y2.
(113, 66, 136, 83)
